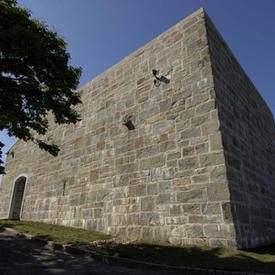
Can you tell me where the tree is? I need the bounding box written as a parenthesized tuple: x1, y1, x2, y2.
(0, 0, 82, 174)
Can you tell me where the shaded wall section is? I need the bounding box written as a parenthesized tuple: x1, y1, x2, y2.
(206, 14, 275, 248)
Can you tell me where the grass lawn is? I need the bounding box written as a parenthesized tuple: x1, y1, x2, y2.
(0, 219, 111, 244)
(96, 240, 275, 274)
(0, 220, 274, 273)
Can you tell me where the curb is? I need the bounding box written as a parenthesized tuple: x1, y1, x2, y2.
(1, 226, 270, 275)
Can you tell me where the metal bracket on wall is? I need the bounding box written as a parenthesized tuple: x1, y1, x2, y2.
(152, 69, 172, 87)
(123, 115, 135, 130)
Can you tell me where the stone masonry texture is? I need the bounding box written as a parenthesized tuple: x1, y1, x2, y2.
(0, 8, 274, 249)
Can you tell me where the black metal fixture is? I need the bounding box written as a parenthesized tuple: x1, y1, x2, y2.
(152, 69, 161, 87)
(152, 69, 160, 80)
(123, 115, 135, 130)
(152, 69, 171, 87)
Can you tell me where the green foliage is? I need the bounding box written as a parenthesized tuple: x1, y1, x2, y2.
(0, 0, 82, 173)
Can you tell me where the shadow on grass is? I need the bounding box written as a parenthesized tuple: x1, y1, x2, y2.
(246, 243, 275, 256)
(0, 223, 18, 236)
(97, 242, 275, 274)
(0, 232, 106, 275)
(1, 220, 274, 273)
(34, 235, 53, 241)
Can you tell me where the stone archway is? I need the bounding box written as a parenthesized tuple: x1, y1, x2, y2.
(8, 176, 27, 220)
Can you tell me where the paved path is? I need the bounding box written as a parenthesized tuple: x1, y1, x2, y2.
(0, 227, 179, 275)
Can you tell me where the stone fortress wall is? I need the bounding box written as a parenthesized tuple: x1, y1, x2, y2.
(1, 8, 274, 249)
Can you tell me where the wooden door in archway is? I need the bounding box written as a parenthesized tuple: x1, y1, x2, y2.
(9, 177, 27, 220)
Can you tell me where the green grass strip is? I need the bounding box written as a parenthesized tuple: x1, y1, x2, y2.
(0, 219, 111, 244)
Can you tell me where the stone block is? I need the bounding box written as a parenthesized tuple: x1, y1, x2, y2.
(169, 205, 183, 216)
(182, 237, 209, 247)
(200, 152, 225, 167)
(169, 226, 185, 239)
(186, 93, 209, 109)
(173, 177, 191, 186)
(140, 213, 164, 226)
(167, 151, 181, 160)
(185, 224, 203, 238)
(118, 163, 138, 174)
(96, 189, 110, 201)
(160, 98, 172, 112)
(196, 100, 215, 115)
(207, 182, 230, 201)
(209, 165, 227, 182)
(141, 227, 154, 240)
(160, 140, 176, 152)
(136, 145, 159, 159)
(128, 227, 141, 241)
(136, 184, 146, 196)
(73, 137, 85, 150)
(177, 189, 205, 203)
(151, 167, 174, 181)
(169, 237, 182, 245)
(209, 239, 228, 248)
(152, 119, 174, 135)
(156, 193, 170, 204)
(94, 208, 102, 218)
(201, 120, 219, 135)
(147, 183, 158, 195)
(113, 175, 129, 187)
(141, 197, 154, 211)
(128, 186, 137, 198)
(203, 224, 235, 239)
(129, 213, 139, 225)
(191, 174, 208, 183)
(140, 107, 159, 121)
(191, 113, 210, 127)
(181, 127, 201, 139)
(209, 133, 223, 151)
(195, 143, 208, 154)
(139, 155, 165, 170)
(167, 160, 178, 168)
(90, 169, 99, 181)
(159, 181, 172, 193)
(179, 156, 198, 170)
(182, 204, 201, 214)
(115, 144, 134, 155)
(201, 203, 221, 215)
(176, 119, 190, 132)
(189, 215, 204, 223)
(154, 226, 169, 242)
(182, 146, 194, 157)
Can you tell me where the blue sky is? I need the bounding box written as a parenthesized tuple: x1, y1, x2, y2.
(1, 0, 275, 178)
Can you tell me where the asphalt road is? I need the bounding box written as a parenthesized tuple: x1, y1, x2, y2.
(0, 227, 179, 275)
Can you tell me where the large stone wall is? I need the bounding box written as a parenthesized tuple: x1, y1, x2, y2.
(0, 8, 274, 249)
(205, 15, 275, 248)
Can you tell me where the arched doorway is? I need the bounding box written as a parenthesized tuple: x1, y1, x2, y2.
(8, 175, 27, 220)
